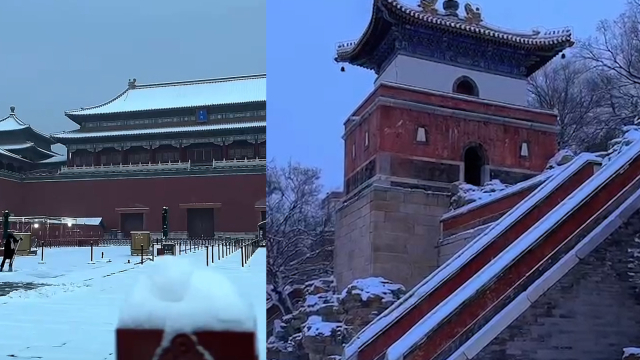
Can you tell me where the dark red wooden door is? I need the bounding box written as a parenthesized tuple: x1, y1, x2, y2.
(121, 213, 144, 238)
(187, 208, 214, 238)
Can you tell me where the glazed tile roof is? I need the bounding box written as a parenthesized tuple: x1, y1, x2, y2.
(0, 112, 56, 144)
(0, 142, 62, 157)
(0, 148, 30, 162)
(51, 121, 266, 140)
(38, 155, 67, 163)
(65, 74, 266, 116)
(0, 114, 28, 132)
(336, 0, 573, 57)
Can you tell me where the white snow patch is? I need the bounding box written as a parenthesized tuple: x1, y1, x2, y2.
(452, 180, 511, 205)
(303, 293, 337, 311)
(303, 315, 341, 337)
(4, 283, 91, 300)
(545, 149, 575, 170)
(624, 347, 640, 358)
(604, 125, 640, 165)
(342, 277, 404, 302)
(117, 255, 256, 335)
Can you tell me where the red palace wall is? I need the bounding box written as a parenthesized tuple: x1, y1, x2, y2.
(0, 174, 265, 234)
(344, 84, 558, 177)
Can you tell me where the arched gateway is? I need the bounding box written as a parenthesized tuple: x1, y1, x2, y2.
(463, 144, 486, 186)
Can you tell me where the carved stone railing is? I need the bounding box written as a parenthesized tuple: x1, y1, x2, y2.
(59, 158, 266, 174)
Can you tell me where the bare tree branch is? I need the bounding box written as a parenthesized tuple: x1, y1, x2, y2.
(266, 161, 334, 315)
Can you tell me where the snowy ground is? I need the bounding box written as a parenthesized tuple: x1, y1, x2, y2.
(0, 245, 266, 360)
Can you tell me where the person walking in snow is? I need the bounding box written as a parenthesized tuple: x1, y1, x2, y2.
(0, 231, 19, 272)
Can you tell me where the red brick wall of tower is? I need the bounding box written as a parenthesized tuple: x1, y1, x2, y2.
(0, 174, 264, 234)
(344, 84, 558, 180)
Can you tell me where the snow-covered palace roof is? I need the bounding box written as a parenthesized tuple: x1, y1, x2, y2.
(0, 109, 55, 144)
(51, 121, 266, 140)
(64, 74, 266, 117)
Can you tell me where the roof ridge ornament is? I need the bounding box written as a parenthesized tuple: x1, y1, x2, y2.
(419, 0, 438, 15)
(442, 0, 459, 16)
(464, 3, 482, 24)
(127, 78, 137, 90)
(9, 106, 15, 115)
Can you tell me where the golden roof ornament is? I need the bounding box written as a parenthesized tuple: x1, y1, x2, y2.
(419, 0, 438, 15)
(464, 3, 482, 24)
(127, 78, 137, 90)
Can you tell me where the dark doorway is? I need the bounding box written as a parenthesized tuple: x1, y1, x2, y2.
(464, 146, 485, 186)
(453, 76, 479, 97)
(121, 213, 144, 238)
(187, 208, 214, 238)
(261, 211, 266, 222)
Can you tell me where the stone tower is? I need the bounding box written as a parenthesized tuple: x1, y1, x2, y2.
(333, 0, 573, 290)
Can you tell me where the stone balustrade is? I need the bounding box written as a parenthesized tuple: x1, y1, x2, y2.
(59, 158, 266, 174)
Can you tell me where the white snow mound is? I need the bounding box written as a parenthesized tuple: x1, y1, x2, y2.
(117, 255, 256, 334)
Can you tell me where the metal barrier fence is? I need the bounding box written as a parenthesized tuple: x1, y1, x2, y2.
(36, 236, 262, 267)
(39, 237, 249, 248)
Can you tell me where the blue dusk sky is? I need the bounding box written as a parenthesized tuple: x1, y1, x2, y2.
(266, 0, 627, 192)
(0, 0, 265, 155)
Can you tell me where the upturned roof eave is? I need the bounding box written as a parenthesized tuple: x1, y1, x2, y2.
(0, 125, 56, 145)
(335, 0, 574, 65)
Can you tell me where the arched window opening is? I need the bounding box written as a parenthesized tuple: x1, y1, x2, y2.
(464, 145, 485, 186)
(453, 76, 479, 97)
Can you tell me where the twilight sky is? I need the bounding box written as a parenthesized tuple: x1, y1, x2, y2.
(0, 0, 266, 155)
(266, 0, 627, 192)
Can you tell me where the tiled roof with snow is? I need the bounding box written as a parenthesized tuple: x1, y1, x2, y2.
(0, 148, 30, 162)
(65, 74, 266, 116)
(0, 142, 62, 158)
(0, 114, 28, 132)
(38, 154, 67, 163)
(51, 121, 266, 140)
(336, 0, 573, 60)
(0, 111, 56, 144)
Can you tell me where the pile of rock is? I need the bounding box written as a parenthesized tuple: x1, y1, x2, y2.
(267, 277, 405, 360)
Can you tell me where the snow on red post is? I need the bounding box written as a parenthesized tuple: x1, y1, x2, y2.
(116, 256, 257, 360)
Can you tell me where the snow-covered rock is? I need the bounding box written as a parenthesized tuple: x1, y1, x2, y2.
(545, 149, 576, 170)
(450, 179, 511, 210)
(623, 347, 640, 360)
(267, 276, 405, 360)
(341, 277, 406, 330)
(603, 123, 640, 165)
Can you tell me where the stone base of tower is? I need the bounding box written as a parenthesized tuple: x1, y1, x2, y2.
(334, 179, 450, 291)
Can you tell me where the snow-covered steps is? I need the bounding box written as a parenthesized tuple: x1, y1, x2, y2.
(343, 153, 601, 360)
(382, 141, 640, 360)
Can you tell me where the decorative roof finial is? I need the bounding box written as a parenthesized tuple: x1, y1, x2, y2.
(127, 78, 137, 90)
(9, 106, 15, 114)
(419, 0, 438, 15)
(442, 0, 460, 16)
(464, 3, 482, 24)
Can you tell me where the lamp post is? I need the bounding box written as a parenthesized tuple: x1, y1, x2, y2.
(162, 207, 169, 240)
